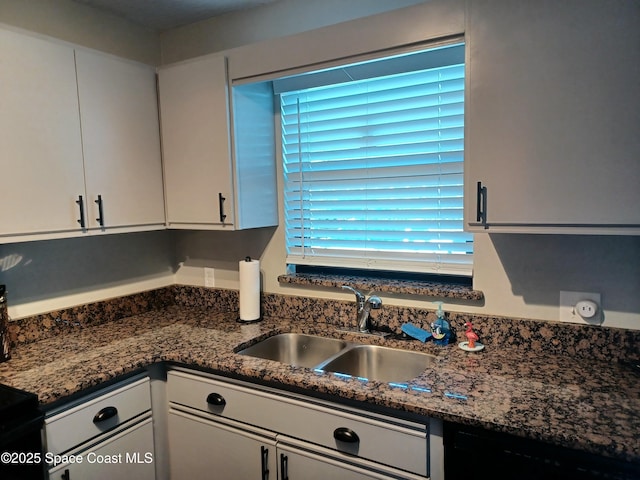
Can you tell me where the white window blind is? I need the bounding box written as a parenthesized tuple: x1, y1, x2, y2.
(281, 43, 472, 276)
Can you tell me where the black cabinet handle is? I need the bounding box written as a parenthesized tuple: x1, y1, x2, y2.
(333, 427, 360, 443)
(76, 195, 85, 229)
(95, 195, 104, 227)
(206, 392, 226, 406)
(476, 181, 488, 226)
(61, 468, 70, 480)
(218, 192, 227, 223)
(280, 454, 288, 480)
(261, 446, 269, 480)
(92, 406, 118, 423)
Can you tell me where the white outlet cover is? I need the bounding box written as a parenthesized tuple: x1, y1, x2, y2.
(559, 291, 602, 325)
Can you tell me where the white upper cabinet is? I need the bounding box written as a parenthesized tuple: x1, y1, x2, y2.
(158, 54, 278, 230)
(0, 26, 166, 243)
(465, 0, 640, 234)
(158, 54, 234, 227)
(0, 27, 86, 239)
(75, 49, 165, 231)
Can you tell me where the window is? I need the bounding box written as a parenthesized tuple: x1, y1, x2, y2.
(279, 42, 472, 276)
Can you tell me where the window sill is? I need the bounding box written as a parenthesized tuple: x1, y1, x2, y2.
(277, 273, 484, 302)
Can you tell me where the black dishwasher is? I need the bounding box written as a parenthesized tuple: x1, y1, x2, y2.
(0, 383, 45, 480)
(444, 421, 640, 480)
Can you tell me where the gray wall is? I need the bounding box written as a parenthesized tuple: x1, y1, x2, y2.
(0, 231, 175, 318)
(0, 0, 159, 64)
(159, 0, 429, 64)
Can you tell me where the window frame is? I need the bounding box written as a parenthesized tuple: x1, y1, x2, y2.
(271, 38, 473, 279)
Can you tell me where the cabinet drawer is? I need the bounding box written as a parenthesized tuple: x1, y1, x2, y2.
(48, 417, 155, 480)
(167, 371, 427, 476)
(46, 377, 151, 455)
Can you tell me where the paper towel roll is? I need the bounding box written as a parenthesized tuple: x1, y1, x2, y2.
(239, 257, 261, 321)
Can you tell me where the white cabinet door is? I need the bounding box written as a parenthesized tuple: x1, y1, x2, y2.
(465, 0, 640, 233)
(158, 54, 235, 228)
(277, 444, 401, 480)
(48, 418, 155, 480)
(75, 49, 165, 231)
(168, 409, 412, 480)
(0, 27, 85, 238)
(168, 409, 276, 479)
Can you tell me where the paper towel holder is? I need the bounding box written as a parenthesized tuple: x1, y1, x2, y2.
(237, 256, 263, 324)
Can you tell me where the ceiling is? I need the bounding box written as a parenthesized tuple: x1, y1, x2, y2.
(71, 0, 280, 31)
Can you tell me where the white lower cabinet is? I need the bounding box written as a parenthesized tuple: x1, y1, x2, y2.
(48, 417, 155, 480)
(278, 441, 412, 480)
(42, 368, 443, 479)
(44, 375, 155, 480)
(168, 406, 427, 480)
(168, 409, 276, 479)
(166, 368, 441, 480)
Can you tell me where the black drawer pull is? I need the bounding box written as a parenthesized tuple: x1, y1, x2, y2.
(206, 392, 226, 406)
(280, 453, 288, 480)
(93, 406, 118, 423)
(76, 195, 85, 229)
(218, 192, 227, 223)
(261, 446, 269, 480)
(476, 181, 488, 226)
(95, 194, 105, 227)
(333, 427, 359, 443)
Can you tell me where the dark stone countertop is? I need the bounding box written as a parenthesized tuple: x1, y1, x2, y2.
(0, 305, 638, 465)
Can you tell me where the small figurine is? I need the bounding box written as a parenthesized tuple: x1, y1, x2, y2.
(458, 321, 484, 352)
(464, 322, 479, 349)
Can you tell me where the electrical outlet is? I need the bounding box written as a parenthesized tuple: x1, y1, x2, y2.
(204, 267, 215, 288)
(559, 291, 602, 325)
(575, 300, 598, 319)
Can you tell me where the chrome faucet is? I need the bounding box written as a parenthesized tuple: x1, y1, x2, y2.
(342, 285, 382, 333)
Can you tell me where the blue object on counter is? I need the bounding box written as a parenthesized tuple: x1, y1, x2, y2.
(401, 323, 432, 343)
(431, 301, 451, 346)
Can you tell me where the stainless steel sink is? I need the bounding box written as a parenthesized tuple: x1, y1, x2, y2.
(239, 333, 436, 383)
(318, 345, 436, 382)
(237, 333, 348, 368)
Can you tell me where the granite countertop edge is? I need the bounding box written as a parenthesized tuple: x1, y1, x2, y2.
(0, 305, 637, 465)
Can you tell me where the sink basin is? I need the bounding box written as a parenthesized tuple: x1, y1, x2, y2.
(319, 345, 436, 382)
(238, 333, 436, 383)
(238, 333, 348, 368)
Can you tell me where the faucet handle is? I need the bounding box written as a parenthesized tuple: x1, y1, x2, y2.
(341, 285, 363, 297)
(341, 285, 365, 306)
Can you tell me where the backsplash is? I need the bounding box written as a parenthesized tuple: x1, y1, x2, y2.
(261, 291, 639, 362)
(6, 287, 175, 346)
(6, 285, 639, 362)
